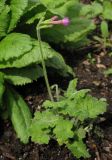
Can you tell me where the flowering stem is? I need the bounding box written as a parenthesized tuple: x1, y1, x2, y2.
(37, 18, 54, 101)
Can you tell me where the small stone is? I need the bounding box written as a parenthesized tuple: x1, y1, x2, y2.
(96, 64, 106, 69)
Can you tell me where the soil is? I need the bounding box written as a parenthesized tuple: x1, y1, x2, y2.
(0, 47, 112, 160)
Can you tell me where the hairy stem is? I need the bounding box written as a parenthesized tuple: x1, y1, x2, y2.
(37, 21, 54, 101)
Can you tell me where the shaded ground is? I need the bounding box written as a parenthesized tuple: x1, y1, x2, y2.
(0, 49, 112, 160)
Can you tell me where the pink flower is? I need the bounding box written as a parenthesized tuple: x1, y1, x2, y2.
(61, 17, 70, 26)
(50, 16, 70, 26)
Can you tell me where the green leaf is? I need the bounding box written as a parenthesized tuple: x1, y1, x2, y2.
(26, 11, 45, 24)
(101, 21, 109, 39)
(45, 50, 73, 76)
(29, 110, 60, 144)
(3, 65, 43, 85)
(0, 0, 5, 13)
(27, 0, 40, 11)
(30, 110, 74, 145)
(44, 80, 107, 121)
(30, 125, 50, 144)
(0, 33, 72, 76)
(103, 1, 112, 20)
(24, 2, 46, 24)
(7, 40, 55, 68)
(5, 87, 32, 143)
(77, 128, 86, 140)
(0, 33, 33, 61)
(68, 89, 90, 100)
(31, 110, 59, 128)
(0, 72, 5, 105)
(40, 0, 67, 10)
(43, 99, 67, 109)
(67, 140, 90, 158)
(25, 3, 46, 24)
(53, 118, 74, 145)
(0, 5, 10, 38)
(8, 0, 28, 32)
(0, 83, 5, 105)
(84, 96, 107, 119)
(80, 2, 103, 18)
(65, 79, 77, 97)
(60, 95, 106, 121)
(104, 68, 112, 76)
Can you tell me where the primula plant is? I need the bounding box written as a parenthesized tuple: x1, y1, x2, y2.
(0, 0, 108, 159)
(29, 79, 107, 158)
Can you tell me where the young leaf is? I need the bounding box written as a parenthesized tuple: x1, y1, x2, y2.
(43, 80, 107, 121)
(30, 125, 50, 144)
(8, 0, 28, 32)
(67, 140, 90, 158)
(59, 95, 107, 121)
(5, 87, 32, 143)
(76, 128, 86, 140)
(65, 79, 77, 97)
(3, 65, 43, 85)
(43, 99, 67, 109)
(101, 21, 109, 39)
(30, 110, 74, 145)
(53, 118, 74, 145)
(84, 96, 107, 119)
(29, 110, 59, 144)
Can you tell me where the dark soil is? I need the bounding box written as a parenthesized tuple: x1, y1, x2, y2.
(0, 48, 112, 160)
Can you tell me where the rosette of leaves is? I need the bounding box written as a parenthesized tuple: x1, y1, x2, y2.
(29, 79, 107, 158)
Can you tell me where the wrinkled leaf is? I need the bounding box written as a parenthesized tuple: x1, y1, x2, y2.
(53, 118, 74, 145)
(3, 65, 43, 85)
(0, 33, 33, 61)
(67, 140, 90, 158)
(5, 87, 32, 143)
(8, 0, 28, 32)
(29, 110, 60, 143)
(0, 5, 10, 38)
(0, 33, 72, 77)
